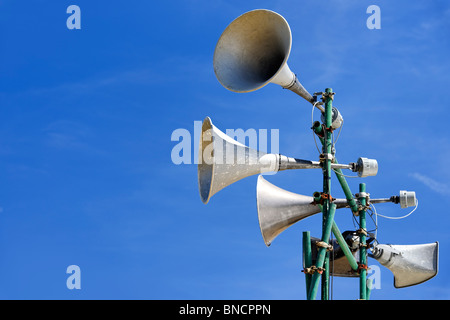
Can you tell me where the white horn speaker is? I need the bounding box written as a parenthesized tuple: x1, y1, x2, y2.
(213, 9, 315, 104)
(257, 175, 348, 246)
(198, 117, 337, 204)
(370, 242, 439, 288)
(198, 117, 277, 204)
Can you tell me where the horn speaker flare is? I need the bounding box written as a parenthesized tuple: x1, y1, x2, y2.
(370, 242, 439, 288)
(213, 9, 314, 104)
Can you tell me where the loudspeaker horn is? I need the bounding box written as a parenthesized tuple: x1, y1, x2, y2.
(370, 242, 439, 288)
(257, 175, 348, 246)
(198, 117, 346, 204)
(213, 9, 316, 106)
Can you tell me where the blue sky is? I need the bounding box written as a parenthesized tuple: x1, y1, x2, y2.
(0, 0, 449, 300)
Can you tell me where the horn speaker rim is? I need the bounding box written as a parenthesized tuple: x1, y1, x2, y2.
(257, 175, 321, 246)
(198, 116, 215, 204)
(213, 9, 292, 93)
(393, 242, 439, 289)
(371, 242, 439, 288)
(198, 117, 277, 204)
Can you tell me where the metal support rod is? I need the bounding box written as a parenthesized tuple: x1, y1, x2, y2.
(359, 183, 368, 300)
(323, 88, 333, 199)
(322, 251, 330, 300)
(316, 202, 359, 273)
(308, 88, 335, 300)
(331, 222, 359, 271)
(322, 88, 333, 300)
(316, 204, 359, 271)
(311, 89, 367, 300)
(312, 120, 323, 137)
(302, 231, 312, 297)
(332, 163, 359, 213)
(280, 157, 354, 171)
(312, 122, 359, 213)
(307, 203, 336, 300)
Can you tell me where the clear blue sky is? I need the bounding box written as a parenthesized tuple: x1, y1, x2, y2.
(0, 0, 449, 300)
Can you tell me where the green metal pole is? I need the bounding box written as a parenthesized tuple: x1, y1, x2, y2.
(314, 88, 333, 300)
(359, 183, 368, 300)
(307, 203, 336, 300)
(323, 88, 333, 196)
(311, 89, 366, 300)
(331, 222, 359, 272)
(332, 164, 359, 213)
(314, 112, 360, 276)
(322, 251, 330, 300)
(312, 122, 359, 213)
(307, 87, 335, 300)
(320, 88, 333, 300)
(302, 231, 312, 297)
(315, 203, 359, 273)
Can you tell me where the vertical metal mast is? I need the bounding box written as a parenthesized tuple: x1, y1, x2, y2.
(358, 183, 368, 300)
(307, 88, 335, 300)
(302, 231, 312, 297)
(308, 90, 364, 299)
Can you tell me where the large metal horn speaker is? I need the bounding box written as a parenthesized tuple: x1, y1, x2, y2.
(257, 175, 348, 246)
(213, 9, 314, 104)
(198, 117, 275, 204)
(198, 117, 333, 204)
(371, 242, 439, 288)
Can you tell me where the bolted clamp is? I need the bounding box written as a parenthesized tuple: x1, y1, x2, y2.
(354, 193, 371, 216)
(356, 192, 370, 199)
(356, 228, 368, 236)
(359, 242, 371, 249)
(302, 265, 325, 275)
(316, 241, 333, 252)
(313, 192, 336, 205)
(319, 153, 335, 163)
(315, 91, 335, 101)
(357, 263, 369, 272)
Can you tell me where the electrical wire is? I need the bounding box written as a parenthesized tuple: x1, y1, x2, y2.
(331, 168, 360, 178)
(367, 206, 379, 240)
(350, 203, 379, 239)
(331, 118, 344, 148)
(371, 200, 419, 220)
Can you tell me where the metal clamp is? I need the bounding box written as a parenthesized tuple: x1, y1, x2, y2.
(319, 153, 335, 162)
(313, 193, 336, 205)
(356, 192, 370, 199)
(356, 228, 368, 236)
(316, 241, 333, 252)
(319, 91, 335, 101)
(302, 266, 325, 275)
(357, 263, 369, 272)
